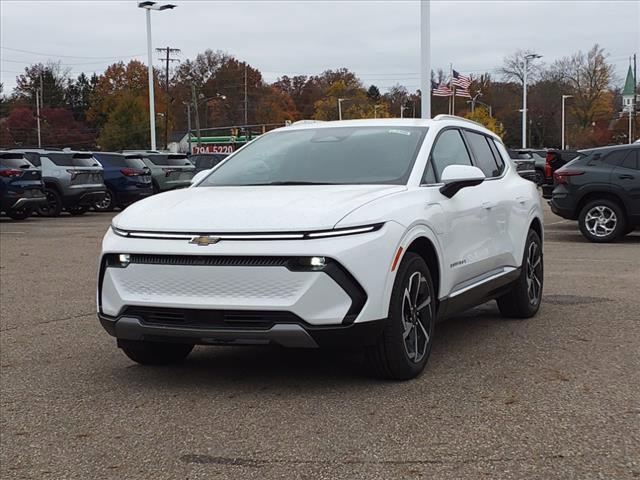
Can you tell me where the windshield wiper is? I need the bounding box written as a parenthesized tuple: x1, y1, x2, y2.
(246, 181, 337, 186)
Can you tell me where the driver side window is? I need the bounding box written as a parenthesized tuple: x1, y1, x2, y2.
(424, 129, 472, 183)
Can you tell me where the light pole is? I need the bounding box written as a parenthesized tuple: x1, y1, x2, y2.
(198, 93, 226, 135)
(337, 98, 346, 120)
(400, 104, 410, 118)
(138, 1, 176, 151)
(522, 53, 542, 148)
(373, 104, 381, 119)
(420, 0, 431, 119)
(182, 101, 192, 154)
(561, 94, 572, 150)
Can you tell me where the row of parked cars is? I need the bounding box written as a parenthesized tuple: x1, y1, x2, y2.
(0, 149, 228, 219)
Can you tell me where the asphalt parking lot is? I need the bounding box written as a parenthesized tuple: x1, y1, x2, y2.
(1, 202, 639, 480)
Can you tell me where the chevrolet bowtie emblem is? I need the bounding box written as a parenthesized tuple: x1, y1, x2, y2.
(189, 236, 221, 246)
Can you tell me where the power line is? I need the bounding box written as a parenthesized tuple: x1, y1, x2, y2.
(0, 46, 144, 60)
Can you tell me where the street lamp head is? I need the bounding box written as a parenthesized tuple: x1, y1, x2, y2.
(525, 53, 542, 60)
(562, 94, 573, 99)
(138, 1, 177, 10)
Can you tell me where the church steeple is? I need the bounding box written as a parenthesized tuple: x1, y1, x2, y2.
(622, 63, 636, 112)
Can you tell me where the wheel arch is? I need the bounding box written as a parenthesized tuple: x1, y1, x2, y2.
(529, 216, 543, 245)
(43, 179, 63, 195)
(405, 237, 441, 302)
(576, 191, 628, 223)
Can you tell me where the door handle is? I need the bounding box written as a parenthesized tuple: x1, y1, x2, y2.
(482, 201, 496, 209)
(619, 174, 634, 180)
(516, 196, 527, 204)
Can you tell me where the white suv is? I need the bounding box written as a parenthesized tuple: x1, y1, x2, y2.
(98, 116, 543, 379)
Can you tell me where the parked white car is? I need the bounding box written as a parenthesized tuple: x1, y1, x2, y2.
(98, 116, 544, 379)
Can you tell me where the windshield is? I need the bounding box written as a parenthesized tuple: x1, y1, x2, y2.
(199, 126, 428, 186)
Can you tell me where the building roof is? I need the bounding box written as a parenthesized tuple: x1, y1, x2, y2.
(622, 65, 635, 97)
(168, 132, 188, 143)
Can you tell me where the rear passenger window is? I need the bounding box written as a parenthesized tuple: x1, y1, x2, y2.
(488, 140, 506, 174)
(602, 150, 628, 167)
(621, 150, 639, 170)
(427, 129, 472, 182)
(465, 131, 501, 177)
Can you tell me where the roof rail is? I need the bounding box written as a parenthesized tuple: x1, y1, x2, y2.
(290, 120, 325, 126)
(433, 114, 485, 129)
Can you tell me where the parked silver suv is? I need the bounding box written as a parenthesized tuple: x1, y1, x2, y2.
(9, 149, 107, 216)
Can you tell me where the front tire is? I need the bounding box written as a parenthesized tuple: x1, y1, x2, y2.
(497, 229, 543, 319)
(578, 199, 626, 243)
(118, 340, 194, 365)
(366, 252, 436, 380)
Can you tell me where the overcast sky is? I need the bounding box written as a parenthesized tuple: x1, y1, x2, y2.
(1, 0, 639, 94)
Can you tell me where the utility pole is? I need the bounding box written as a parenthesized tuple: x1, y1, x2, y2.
(244, 64, 248, 126)
(191, 85, 202, 147)
(37, 73, 43, 148)
(35, 88, 42, 148)
(183, 101, 192, 154)
(156, 46, 180, 150)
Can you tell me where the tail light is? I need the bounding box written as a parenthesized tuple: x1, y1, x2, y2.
(120, 167, 137, 176)
(545, 152, 554, 179)
(554, 169, 583, 185)
(162, 168, 175, 177)
(0, 169, 23, 178)
(66, 169, 79, 180)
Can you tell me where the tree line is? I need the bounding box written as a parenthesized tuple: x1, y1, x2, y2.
(0, 43, 635, 151)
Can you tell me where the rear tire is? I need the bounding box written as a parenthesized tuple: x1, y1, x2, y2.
(94, 189, 115, 212)
(37, 188, 62, 217)
(118, 340, 194, 365)
(578, 199, 625, 243)
(366, 252, 436, 380)
(497, 230, 543, 319)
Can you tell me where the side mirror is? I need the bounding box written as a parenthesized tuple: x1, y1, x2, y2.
(190, 169, 212, 186)
(439, 165, 485, 198)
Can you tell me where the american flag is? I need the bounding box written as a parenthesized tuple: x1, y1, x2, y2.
(455, 87, 472, 98)
(452, 70, 472, 89)
(431, 80, 452, 97)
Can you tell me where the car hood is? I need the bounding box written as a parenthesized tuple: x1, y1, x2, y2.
(112, 184, 406, 232)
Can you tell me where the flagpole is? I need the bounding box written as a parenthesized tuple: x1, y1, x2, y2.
(449, 63, 453, 115)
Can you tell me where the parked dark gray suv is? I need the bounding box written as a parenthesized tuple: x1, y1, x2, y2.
(9, 149, 106, 216)
(550, 144, 639, 242)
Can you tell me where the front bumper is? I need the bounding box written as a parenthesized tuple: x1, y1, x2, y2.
(99, 312, 385, 348)
(98, 222, 404, 341)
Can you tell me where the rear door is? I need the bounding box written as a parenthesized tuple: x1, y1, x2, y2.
(612, 148, 640, 222)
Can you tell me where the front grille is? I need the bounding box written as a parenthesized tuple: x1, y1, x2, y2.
(123, 306, 301, 329)
(129, 254, 290, 267)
